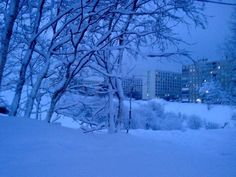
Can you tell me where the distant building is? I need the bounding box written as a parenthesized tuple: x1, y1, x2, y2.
(143, 70, 182, 101)
(182, 58, 236, 103)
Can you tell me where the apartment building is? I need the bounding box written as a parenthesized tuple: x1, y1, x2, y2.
(143, 70, 182, 100)
(182, 58, 236, 103)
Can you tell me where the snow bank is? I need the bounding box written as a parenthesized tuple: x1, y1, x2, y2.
(123, 99, 236, 130)
(0, 116, 236, 177)
(55, 97, 236, 130)
(163, 100, 234, 125)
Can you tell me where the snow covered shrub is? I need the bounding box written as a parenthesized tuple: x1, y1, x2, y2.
(230, 113, 236, 128)
(148, 101, 165, 116)
(231, 113, 236, 121)
(123, 105, 142, 129)
(199, 80, 231, 105)
(124, 101, 187, 130)
(231, 112, 236, 127)
(145, 101, 165, 130)
(160, 112, 183, 130)
(123, 104, 147, 129)
(205, 122, 220, 129)
(124, 101, 165, 130)
(133, 106, 160, 130)
(143, 109, 156, 130)
(187, 115, 202, 129)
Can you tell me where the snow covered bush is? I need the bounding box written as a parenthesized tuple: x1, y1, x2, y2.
(199, 80, 231, 105)
(124, 99, 236, 131)
(146, 101, 165, 130)
(124, 101, 185, 130)
(160, 112, 183, 130)
(123, 101, 165, 130)
(187, 115, 203, 129)
(232, 113, 236, 121)
(231, 113, 236, 128)
(205, 122, 220, 129)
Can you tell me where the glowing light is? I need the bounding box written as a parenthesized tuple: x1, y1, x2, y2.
(196, 98, 201, 103)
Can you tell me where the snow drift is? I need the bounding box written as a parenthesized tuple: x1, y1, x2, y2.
(122, 99, 236, 131)
(0, 116, 236, 177)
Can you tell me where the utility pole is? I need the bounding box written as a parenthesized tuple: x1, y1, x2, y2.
(127, 82, 134, 133)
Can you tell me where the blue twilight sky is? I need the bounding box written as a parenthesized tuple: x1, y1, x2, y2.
(126, 1, 235, 75)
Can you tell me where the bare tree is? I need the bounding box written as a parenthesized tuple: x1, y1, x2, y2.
(0, 0, 207, 134)
(9, 0, 46, 116)
(0, 0, 20, 88)
(93, 0, 205, 131)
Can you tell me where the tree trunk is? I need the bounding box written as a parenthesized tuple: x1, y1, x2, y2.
(35, 94, 42, 120)
(108, 84, 115, 133)
(9, 62, 28, 116)
(116, 77, 124, 130)
(46, 90, 63, 123)
(46, 99, 57, 123)
(24, 60, 49, 119)
(10, 0, 45, 116)
(0, 0, 20, 88)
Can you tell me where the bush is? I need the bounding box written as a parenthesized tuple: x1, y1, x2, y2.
(187, 115, 202, 129)
(125, 101, 185, 130)
(231, 113, 236, 121)
(146, 101, 164, 130)
(124, 101, 165, 130)
(124, 100, 228, 131)
(131, 108, 148, 129)
(205, 122, 220, 129)
(160, 112, 183, 130)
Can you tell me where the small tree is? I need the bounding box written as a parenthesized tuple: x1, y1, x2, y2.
(226, 8, 236, 105)
(199, 79, 231, 106)
(225, 7, 236, 59)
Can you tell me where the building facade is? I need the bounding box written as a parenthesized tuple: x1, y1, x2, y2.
(143, 70, 182, 101)
(182, 59, 236, 103)
(122, 70, 181, 101)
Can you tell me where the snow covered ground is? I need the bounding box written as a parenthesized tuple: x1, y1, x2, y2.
(122, 99, 236, 130)
(0, 116, 236, 177)
(158, 100, 235, 125)
(53, 98, 236, 130)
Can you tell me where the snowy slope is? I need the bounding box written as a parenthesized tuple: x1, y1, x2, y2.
(0, 116, 236, 177)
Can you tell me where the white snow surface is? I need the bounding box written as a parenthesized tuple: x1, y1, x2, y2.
(162, 101, 234, 125)
(124, 99, 236, 126)
(0, 116, 236, 177)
